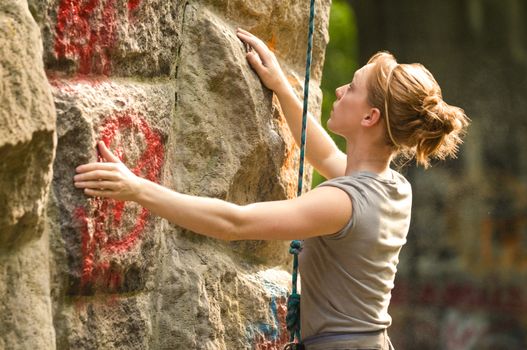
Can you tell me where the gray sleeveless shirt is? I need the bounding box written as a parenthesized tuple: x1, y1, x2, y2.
(299, 170, 412, 339)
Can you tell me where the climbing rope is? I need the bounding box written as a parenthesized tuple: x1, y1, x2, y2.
(285, 0, 316, 348)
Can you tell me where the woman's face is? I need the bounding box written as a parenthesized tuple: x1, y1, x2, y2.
(327, 64, 373, 137)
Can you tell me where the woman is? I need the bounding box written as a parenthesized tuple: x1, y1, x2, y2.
(74, 28, 469, 349)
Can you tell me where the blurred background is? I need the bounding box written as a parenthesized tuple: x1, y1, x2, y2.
(314, 0, 527, 349)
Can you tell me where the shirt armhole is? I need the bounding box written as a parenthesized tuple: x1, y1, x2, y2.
(317, 182, 359, 240)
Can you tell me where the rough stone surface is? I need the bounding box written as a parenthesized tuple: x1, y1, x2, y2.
(49, 78, 173, 297)
(0, 0, 56, 250)
(0, 1, 56, 349)
(2, 0, 331, 349)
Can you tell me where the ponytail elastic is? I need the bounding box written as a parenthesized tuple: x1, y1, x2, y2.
(384, 66, 400, 148)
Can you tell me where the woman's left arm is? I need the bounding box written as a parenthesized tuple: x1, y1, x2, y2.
(74, 142, 352, 241)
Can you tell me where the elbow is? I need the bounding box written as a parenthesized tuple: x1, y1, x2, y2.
(222, 204, 250, 241)
(222, 233, 240, 242)
(202, 224, 239, 242)
(221, 226, 243, 242)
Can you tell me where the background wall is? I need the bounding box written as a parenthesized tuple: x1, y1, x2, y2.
(0, 0, 331, 349)
(320, 1, 527, 348)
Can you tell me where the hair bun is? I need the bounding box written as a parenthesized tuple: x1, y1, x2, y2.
(421, 94, 455, 135)
(422, 93, 442, 108)
(416, 93, 469, 165)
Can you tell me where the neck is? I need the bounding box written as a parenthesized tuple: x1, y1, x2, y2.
(344, 139, 393, 177)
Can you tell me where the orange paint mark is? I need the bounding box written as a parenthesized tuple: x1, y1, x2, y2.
(286, 75, 298, 87)
(273, 94, 298, 199)
(266, 33, 277, 53)
(272, 72, 315, 198)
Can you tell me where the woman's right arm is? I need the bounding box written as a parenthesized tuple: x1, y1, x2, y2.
(75, 142, 352, 241)
(236, 28, 347, 180)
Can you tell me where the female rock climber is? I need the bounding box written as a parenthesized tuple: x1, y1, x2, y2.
(74, 28, 469, 349)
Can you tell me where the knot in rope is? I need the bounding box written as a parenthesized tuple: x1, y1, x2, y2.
(289, 240, 303, 255)
(286, 292, 302, 339)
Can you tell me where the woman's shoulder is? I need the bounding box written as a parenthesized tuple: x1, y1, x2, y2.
(317, 169, 412, 198)
(320, 169, 408, 185)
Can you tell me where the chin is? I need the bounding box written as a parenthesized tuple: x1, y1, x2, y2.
(327, 122, 334, 133)
(327, 119, 340, 134)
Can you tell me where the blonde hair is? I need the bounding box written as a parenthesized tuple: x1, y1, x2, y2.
(366, 52, 469, 168)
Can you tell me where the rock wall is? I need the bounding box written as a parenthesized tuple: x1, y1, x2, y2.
(0, 1, 57, 349)
(1, 0, 331, 349)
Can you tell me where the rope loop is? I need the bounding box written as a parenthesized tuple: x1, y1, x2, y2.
(289, 240, 304, 255)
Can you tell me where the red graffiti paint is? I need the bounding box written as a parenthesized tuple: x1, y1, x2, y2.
(127, 0, 141, 12)
(54, 0, 142, 75)
(75, 110, 164, 291)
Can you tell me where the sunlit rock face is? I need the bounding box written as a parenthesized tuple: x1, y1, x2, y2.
(1, 0, 330, 348)
(0, 1, 56, 349)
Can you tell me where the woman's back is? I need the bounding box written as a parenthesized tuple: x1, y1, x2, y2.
(299, 169, 412, 338)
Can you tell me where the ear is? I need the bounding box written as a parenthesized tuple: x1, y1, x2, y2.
(361, 107, 381, 127)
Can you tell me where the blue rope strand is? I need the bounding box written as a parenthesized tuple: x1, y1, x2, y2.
(296, 0, 316, 199)
(286, 0, 316, 345)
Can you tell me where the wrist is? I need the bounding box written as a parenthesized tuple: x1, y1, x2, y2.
(274, 80, 295, 100)
(132, 176, 150, 203)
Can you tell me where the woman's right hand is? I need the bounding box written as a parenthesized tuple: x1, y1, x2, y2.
(236, 28, 290, 95)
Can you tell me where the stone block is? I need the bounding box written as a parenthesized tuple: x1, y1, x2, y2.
(0, 0, 56, 250)
(0, 1, 56, 348)
(49, 78, 174, 296)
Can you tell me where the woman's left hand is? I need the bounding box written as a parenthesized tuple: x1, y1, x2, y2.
(236, 28, 289, 95)
(74, 141, 143, 201)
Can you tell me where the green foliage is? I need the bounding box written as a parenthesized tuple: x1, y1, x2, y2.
(312, 0, 358, 187)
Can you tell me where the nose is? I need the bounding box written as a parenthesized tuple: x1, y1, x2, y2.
(335, 85, 345, 100)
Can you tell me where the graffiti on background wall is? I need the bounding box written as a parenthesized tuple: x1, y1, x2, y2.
(441, 310, 487, 350)
(440, 308, 526, 350)
(74, 111, 164, 292)
(392, 279, 527, 349)
(54, 0, 142, 75)
(393, 280, 526, 315)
